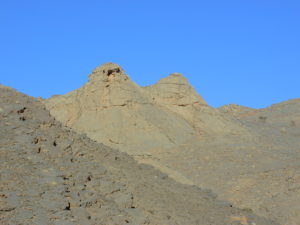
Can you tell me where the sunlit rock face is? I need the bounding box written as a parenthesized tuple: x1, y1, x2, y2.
(45, 62, 247, 154)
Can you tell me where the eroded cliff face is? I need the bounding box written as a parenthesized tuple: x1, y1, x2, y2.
(45, 63, 247, 154)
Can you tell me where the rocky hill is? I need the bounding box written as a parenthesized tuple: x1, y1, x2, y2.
(0, 85, 278, 224)
(43, 63, 300, 225)
(45, 63, 248, 155)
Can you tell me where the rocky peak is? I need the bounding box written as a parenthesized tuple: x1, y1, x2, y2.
(145, 73, 207, 106)
(156, 72, 190, 85)
(88, 62, 128, 83)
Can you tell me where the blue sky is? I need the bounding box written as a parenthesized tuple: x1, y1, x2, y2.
(0, 0, 299, 108)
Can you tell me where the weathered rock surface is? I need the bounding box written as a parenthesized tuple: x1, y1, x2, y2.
(45, 63, 194, 154)
(45, 63, 248, 154)
(0, 85, 278, 224)
(43, 63, 300, 225)
(145, 74, 248, 136)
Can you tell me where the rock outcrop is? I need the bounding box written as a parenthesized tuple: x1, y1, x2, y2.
(45, 63, 247, 154)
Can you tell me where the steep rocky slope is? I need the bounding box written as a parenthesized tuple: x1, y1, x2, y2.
(138, 100, 300, 225)
(0, 85, 278, 224)
(43, 63, 300, 225)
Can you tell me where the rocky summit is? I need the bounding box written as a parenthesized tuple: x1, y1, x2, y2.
(1, 62, 299, 225)
(45, 63, 247, 154)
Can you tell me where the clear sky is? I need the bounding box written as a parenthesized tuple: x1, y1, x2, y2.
(0, 1, 299, 108)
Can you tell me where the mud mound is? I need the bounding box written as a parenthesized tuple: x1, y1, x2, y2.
(0, 86, 277, 224)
